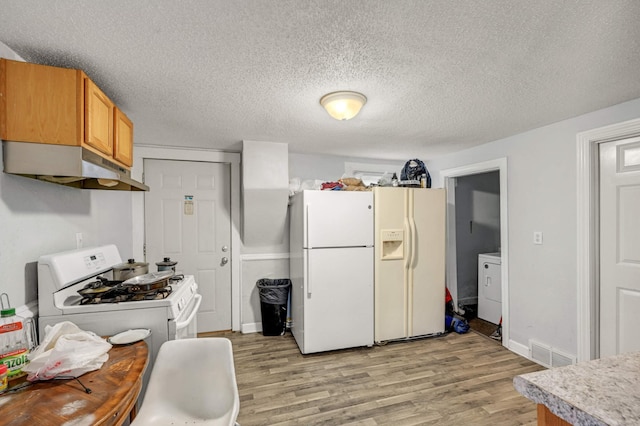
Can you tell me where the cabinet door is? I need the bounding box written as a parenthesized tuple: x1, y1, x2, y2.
(84, 77, 113, 155)
(0, 59, 81, 145)
(113, 107, 133, 167)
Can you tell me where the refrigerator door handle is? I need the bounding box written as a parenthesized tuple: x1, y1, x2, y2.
(403, 217, 411, 270)
(306, 203, 311, 248)
(305, 203, 312, 295)
(409, 216, 417, 268)
(306, 250, 312, 296)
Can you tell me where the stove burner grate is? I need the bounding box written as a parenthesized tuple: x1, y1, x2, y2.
(80, 285, 173, 305)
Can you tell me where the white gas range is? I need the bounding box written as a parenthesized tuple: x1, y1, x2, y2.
(36, 244, 202, 395)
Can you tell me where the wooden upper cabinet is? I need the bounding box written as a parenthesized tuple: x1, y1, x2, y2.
(0, 58, 82, 144)
(0, 58, 133, 169)
(114, 107, 133, 167)
(84, 76, 114, 156)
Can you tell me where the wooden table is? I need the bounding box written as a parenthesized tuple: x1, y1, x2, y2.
(0, 340, 148, 426)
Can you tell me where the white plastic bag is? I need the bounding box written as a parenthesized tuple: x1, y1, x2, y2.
(23, 321, 112, 381)
(289, 177, 301, 196)
(300, 179, 324, 190)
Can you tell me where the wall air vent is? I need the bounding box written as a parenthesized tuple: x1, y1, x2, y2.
(551, 350, 576, 368)
(530, 340, 551, 367)
(529, 339, 576, 368)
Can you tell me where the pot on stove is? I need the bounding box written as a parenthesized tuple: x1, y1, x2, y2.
(156, 257, 178, 273)
(113, 259, 149, 281)
(77, 276, 123, 297)
(121, 270, 175, 292)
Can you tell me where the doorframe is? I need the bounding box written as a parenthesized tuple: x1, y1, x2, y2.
(576, 117, 640, 361)
(439, 158, 509, 348)
(131, 145, 242, 332)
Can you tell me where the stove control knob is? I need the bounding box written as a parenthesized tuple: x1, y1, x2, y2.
(222, 245, 229, 252)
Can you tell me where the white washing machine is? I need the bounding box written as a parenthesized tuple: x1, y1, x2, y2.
(478, 252, 502, 324)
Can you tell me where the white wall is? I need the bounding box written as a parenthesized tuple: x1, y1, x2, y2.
(0, 42, 134, 311)
(0, 149, 134, 308)
(426, 97, 640, 357)
(289, 152, 403, 182)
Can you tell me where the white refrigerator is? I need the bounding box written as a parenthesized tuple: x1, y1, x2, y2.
(373, 187, 445, 343)
(290, 190, 374, 354)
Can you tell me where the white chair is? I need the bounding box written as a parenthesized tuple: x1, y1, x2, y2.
(132, 338, 240, 425)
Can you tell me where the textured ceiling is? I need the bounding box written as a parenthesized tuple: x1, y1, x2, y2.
(1, 1, 639, 161)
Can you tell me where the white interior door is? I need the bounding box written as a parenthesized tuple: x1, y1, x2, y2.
(599, 136, 640, 357)
(144, 159, 232, 332)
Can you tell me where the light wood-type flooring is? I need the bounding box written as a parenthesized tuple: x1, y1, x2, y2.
(199, 330, 544, 425)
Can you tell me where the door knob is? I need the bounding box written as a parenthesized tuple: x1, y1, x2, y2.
(221, 257, 229, 266)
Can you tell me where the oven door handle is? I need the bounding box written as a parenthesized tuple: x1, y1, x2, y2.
(175, 294, 202, 331)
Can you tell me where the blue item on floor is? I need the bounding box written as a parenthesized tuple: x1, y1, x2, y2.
(445, 314, 470, 334)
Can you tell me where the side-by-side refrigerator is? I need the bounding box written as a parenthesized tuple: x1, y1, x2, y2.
(290, 190, 374, 354)
(373, 187, 445, 343)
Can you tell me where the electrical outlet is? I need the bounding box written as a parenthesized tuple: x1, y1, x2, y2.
(76, 232, 83, 249)
(533, 231, 543, 245)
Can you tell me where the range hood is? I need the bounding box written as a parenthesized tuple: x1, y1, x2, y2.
(2, 141, 149, 191)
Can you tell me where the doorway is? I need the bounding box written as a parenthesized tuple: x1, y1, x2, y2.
(131, 146, 242, 332)
(453, 171, 501, 337)
(144, 159, 232, 332)
(440, 158, 509, 347)
(598, 136, 640, 357)
(577, 117, 640, 361)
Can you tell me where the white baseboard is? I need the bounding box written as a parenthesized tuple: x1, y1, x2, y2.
(241, 322, 262, 334)
(508, 339, 530, 359)
(16, 301, 38, 319)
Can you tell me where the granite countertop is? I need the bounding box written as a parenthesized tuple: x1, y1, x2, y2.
(513, 351, 640, 425)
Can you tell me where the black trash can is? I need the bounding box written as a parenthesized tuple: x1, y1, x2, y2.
(256, 278, 291, 336)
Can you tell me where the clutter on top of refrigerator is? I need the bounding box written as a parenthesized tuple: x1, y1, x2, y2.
(401, 159, 431, 188)
(288, 157, 432, 193)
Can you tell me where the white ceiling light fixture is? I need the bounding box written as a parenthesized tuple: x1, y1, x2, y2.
(320, 91, 367, 120)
